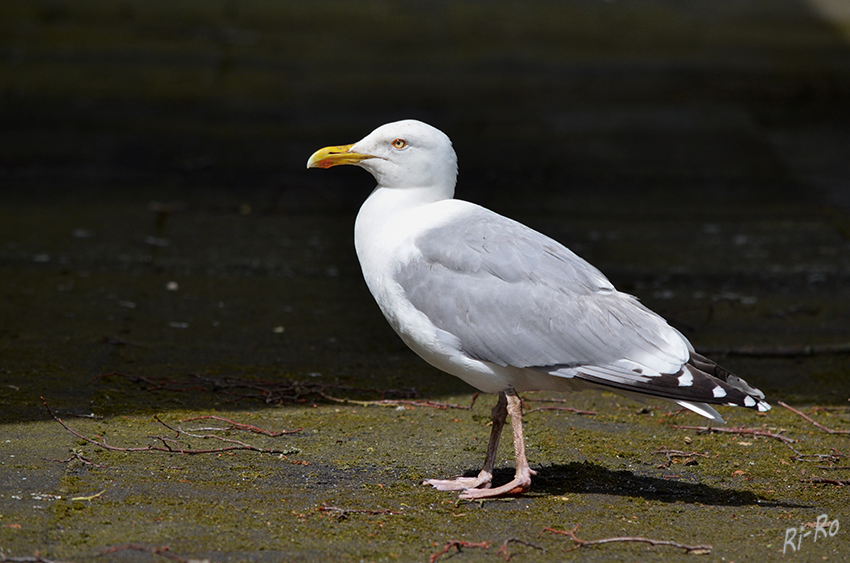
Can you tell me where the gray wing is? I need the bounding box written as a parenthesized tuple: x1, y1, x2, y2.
(394, 205, 770, 414)
(395, 206, 689, 376)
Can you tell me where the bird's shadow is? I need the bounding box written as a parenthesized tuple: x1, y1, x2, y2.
(482, 462, 803, 508)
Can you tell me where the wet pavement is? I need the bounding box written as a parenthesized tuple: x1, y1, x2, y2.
(1, 1, 850, 561)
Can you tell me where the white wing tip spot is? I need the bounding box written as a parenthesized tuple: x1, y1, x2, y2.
(744, 395, 756, 407)
(677, 371, 693, 387)
(712, 385, 727, 398)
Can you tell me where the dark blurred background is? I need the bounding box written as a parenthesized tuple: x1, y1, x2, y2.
(2, 0, 850, 419)
(3, 0, 849, 211)
(3, 6, 850, 560)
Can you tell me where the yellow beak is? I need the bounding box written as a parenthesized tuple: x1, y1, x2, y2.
(306, 143, 375, 169)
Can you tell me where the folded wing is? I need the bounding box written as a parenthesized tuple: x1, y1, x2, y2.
(395, 205, 769, 416)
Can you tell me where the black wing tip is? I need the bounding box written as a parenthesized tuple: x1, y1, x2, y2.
(687, 353, 769, 408)
(570, 360, 770, 413)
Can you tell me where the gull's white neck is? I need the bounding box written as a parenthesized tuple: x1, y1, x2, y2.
(354, 184, 457, 298)
(362, 182, 452, 217)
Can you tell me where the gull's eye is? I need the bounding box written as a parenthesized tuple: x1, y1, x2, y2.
(391, 138, 407, 149)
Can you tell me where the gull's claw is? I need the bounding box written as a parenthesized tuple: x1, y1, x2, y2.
(423, 474, 492, 492)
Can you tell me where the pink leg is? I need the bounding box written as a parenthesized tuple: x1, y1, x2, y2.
(424, 390, 537, 499)
(459, 389, 536, 499)
(424, 391, 507, 491)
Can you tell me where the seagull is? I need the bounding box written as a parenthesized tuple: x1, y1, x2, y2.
(307, 119, 770, 499)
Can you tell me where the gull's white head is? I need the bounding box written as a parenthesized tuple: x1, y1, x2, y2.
(307, 120, 458, 196)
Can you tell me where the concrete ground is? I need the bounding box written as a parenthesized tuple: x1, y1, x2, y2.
(1, 1, 849, 561)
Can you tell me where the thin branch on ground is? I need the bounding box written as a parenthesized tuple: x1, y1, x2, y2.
(698, 343, 850, 358)
(526, 406, 598, 415)
(816, 466, 850, 470)
(539, 524, 711, 554)
(804, 477, 850, 486)
(101, 544, 200, 563)
(670, 424, 796, 444)
(778, 401, 850, 436)
(319, 392, 478, 410)
(42, 397, 299, 457)
(792, 449, 844, 463)
(429, 540, 491, 563)
(155, 415, 299, 454)
(522, 397, 597, 415)
(671, 423, 807, 457)
(178, 415, 301, 436)
(70, 490, 105, 502)
(42, 450, 107, 468)
(317, 503, 402, 521)
(651, 447, 710, 469)
(0, 554, 75, 563)
(497, 538, 544, 561)
(98, 371, 437, 407)
(525, 405, 597, 415)
(101, 370, 482, 411)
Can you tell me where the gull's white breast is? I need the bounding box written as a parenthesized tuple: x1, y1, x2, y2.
(354, 189, 509, 390)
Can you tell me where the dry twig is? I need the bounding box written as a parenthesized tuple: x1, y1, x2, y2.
(178, 415, 300, 436)
(70, 490, 105, 502)
(525, 406, 597, 415)
(540, 524, 711, 554)
(42, 450, 106, 468)
(317, 503, 402, 521)
(670, 425, 795, 444)
(429, 540, 490, 563)
(319, 392, 478, 411)
(99, 371, 473, 410)
(523, 397, 597, 415)
(805, 477, 850, 486)
(497, 538, 544, 561)
(0, 554, 74, 563)
(778, 401, 850, 436)
(42, 397, 299, 457)
(792, 449, 844, 463)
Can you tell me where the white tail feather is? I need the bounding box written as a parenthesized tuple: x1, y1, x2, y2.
(676, 400, 725, 423)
